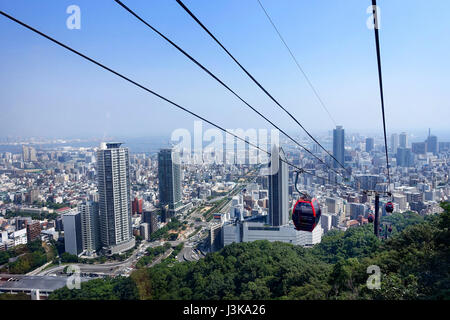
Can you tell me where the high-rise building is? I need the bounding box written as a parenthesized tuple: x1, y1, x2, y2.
(55, 216, 64, 232)
(268, 146, 289, 226)
(26, 189, 39, 204)
(22, 145, 37, 162)
(349, 203, 366, 220)
(97, 142, 135, 255)
(158, 148, 182, 220)
(26, 221, 41, 243)
(399, 132, 408, 148)
(390, 133, 399, 153)
(209, 223, 222, 252)
(79, 202, 100, 255)
(63, 211, 82, 256)
(412, 142, 427, 154)
(140, 223, 149, 241)
(333, 126, 345, 168)
(132, 198, 143, 215)
(16, 217, 32, 230)
(142, 210, 158, 236)
(321, 214, 332, 233)
(22, 145, 29, 162)
(365, 138, 374, 152)
(29, 147, 37, 162)
(426, 134, 438, 155)
(357, 174, 383, 190)
(396, 147, 413, 167)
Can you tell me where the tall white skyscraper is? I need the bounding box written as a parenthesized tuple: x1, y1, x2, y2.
(390, 133, 399, 153)
(79, 201, 100, 256)
(97, 142, 135, 254)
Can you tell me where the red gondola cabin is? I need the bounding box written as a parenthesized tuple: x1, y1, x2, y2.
(292, 198, 321, 232)
(385, 201, 394, 213)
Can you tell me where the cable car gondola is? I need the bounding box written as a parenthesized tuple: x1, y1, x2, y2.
(292, 197, 322, 232)
(292, 170, 321, 232)
(385, 201, 394, 213)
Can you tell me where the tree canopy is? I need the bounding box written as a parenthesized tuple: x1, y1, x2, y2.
(50, 203, 450, 300)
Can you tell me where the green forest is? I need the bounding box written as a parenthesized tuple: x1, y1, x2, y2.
(49, 202, 450, 300)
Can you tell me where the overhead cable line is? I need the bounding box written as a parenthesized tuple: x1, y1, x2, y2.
(256, 0, 337, 127)
(370, 0, 391, 191)
(113, 0, 345, 180)
(174, 0, 352, 178)
(0, 10, 342, 187)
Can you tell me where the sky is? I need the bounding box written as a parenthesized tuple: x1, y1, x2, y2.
(0, 0, 449, 141)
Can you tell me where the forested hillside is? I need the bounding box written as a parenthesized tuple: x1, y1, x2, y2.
(49, 203, 450, 300)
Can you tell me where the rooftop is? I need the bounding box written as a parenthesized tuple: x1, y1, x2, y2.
(0, 274, 89, 292)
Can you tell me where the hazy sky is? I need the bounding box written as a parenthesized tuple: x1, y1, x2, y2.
(1, 0, 449, 140)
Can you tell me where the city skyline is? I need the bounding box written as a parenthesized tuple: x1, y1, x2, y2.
(0, 0, 448, 304)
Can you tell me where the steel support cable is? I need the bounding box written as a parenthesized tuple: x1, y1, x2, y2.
(0, 10, 343, 188)
(371, 0, 391, 192)
(256, 0, 337, 127)
(113, 0, 345, 180)
(174, 0, 353, 179)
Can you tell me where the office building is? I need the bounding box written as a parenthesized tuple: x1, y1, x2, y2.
(393, 194, 407, 211)
(29, 147, 37, 162)
(55, 217, 64, 232)
(412, 142, 427, 155)
(142, 210, 158, 237)
(365, 138, 374, 152)
(97, 142, 135, 254)
(140, 223, 149, 241)
(16, 217, 32, 230)
(321, 214, 332, 233)
(26, 189, 39, 204)
(391, 133, 399, 153)
(63, 211, 82, 256)
(268, 146, 289, 226)
(357, 174, 383, 191)
(158, 148, 182, 221)
(132, 198, 143, 215)
(222, 221, 323, 247)
(209, 223, 222, 252)
(26, 221, 41, 243)
(399, 132, 408, 148)
(396, 147, 413, 167)
(22, 145, 29, 162)
(13, 229, 28, 246)
(22, 145, 37, 162)
(230, 195, 244, 220)
(333, 126, 345, 168)
(426, 134, 438, 155)
(349, 203, 366, 220)
(79, 202, 100, 255)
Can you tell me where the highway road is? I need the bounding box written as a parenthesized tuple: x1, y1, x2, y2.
(37, 181, 253, 278)
(38, 239, 184, 277)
